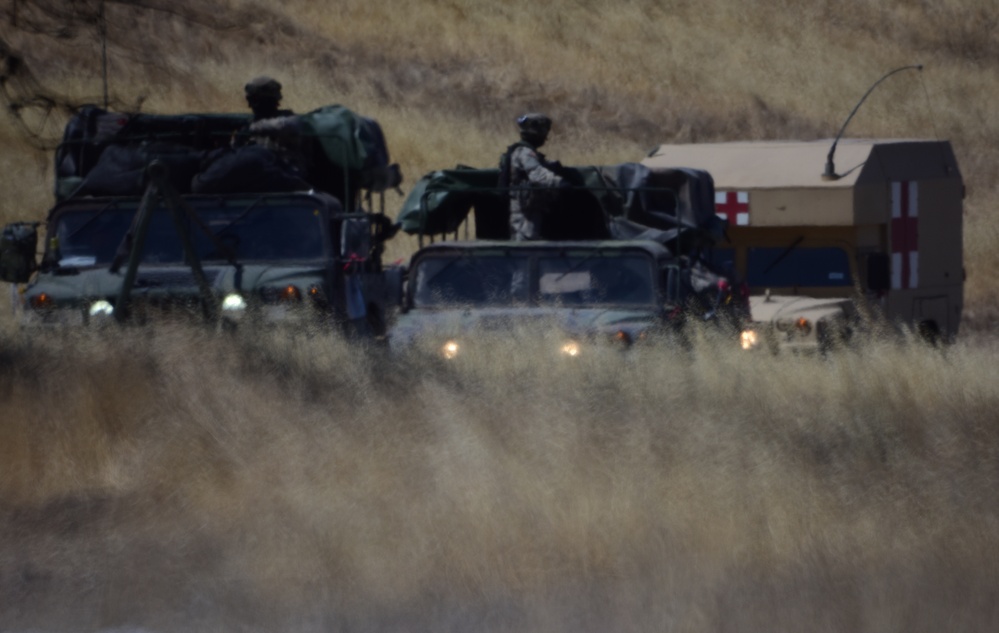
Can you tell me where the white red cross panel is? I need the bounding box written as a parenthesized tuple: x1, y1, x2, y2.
(715, 191, 749, 226)
(891, 181, 919, 290)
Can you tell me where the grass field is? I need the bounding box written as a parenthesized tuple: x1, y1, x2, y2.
(2, 327, 999, 631)
(1, 1, 999, 631)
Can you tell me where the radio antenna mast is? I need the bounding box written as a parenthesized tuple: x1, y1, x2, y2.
(99, 0, 109, 109)
(823, 64, 923, 180)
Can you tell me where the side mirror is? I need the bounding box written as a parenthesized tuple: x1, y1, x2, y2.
(0, 222, 39, 283)
(866, 253, 890, 292)
(340, 217, 371, 260)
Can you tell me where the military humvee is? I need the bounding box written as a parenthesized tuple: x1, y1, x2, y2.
(388, 161, 747, 356)
(389, 239, 734, 359)
(643, 139, 963, 350)
(0, 105, 403, 334)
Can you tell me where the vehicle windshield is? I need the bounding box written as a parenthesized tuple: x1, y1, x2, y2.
(747, 246, 853, 287)
(50, 199, 327, 267)
(411, 249, 658, 308)
(412, 253, 529, 307)
(537, 253, 656, 306)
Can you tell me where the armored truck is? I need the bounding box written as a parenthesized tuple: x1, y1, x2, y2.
(643, 139, 964, 350)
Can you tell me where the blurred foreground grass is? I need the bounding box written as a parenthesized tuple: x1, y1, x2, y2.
(2, 325, 998, 632)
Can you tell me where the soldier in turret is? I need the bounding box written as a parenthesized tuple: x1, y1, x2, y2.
(500, 112, 569, 241)
(244, 76, 294, 122)
(235, 76, 309, 173)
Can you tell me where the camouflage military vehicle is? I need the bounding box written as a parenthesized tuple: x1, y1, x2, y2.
(643, 139, 964, 351)
(388, 239, 733, 359)
(388, 162, 745, 357)
(0, 105, 403, 334)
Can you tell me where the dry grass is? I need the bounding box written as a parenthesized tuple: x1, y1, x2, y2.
(2, 1, 999, 629)
(2, 326, 999, 631)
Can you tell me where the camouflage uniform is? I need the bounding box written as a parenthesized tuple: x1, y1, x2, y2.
(245, 115, 310, 173)
(235, 77, 309, 172)
(505, 113, 565, 241)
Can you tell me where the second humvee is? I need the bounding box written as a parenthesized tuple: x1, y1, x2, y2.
(388, 239, 737, 359)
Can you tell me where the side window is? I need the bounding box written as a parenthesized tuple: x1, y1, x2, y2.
(747, 247, 853, 287)
(709, 248, 736, 278)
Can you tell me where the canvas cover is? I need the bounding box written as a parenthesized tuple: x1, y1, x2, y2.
(397, 163, 723, 255)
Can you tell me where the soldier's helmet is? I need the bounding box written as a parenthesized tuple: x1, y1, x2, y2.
(245, 76, 283, 102)
(516, 112, 551, 136)
(517, 112, 552, 147)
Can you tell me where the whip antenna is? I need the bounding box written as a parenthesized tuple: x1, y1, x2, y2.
(823, 64, 923, 180)
(99, 0, 109, 109)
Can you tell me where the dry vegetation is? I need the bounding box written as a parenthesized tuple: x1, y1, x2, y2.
(3, 327, 999, 632)
(2, 1, 999, 631)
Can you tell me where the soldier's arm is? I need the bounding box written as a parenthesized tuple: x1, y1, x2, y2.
(513, 147, 563, 188)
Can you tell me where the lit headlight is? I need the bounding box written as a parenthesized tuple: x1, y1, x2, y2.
(441, 340, 460, 360)
(740, 329, 760, 350)
(560, 340, 581, 357)
(221, 293, 247, 312)
(88, 300, 114, 318)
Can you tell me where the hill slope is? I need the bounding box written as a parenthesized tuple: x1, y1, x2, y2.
(1, 0, 996, 318)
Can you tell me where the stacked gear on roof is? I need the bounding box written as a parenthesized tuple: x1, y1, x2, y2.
(397, 162, 724, 257)
(53, 104, 402, 211)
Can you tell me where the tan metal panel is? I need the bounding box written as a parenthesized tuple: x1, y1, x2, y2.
(747, 188, 855, 226)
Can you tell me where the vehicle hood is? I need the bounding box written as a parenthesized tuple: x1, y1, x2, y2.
(749, 294, 853, 324)
(26, 262, 328, 302)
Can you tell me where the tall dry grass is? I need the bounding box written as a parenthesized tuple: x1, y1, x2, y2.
(2, 326, 999, 631)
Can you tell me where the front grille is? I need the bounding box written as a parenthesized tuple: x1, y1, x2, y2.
(129, 296, 208, 324)
(133, 269, 221, 288)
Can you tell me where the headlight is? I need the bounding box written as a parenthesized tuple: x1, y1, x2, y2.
(88, 300, 114, 318)
(560, 340, 581, 357)
(441, 340, 460, 360)
(740, 329, 760, 350)
(221, 293, 247, 312)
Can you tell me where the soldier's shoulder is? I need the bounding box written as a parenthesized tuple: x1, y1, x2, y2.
(510, 143, 539, 160)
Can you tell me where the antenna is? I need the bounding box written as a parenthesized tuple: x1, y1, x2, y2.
(99, 0, 109, 109)
(822, 64, 923, 180)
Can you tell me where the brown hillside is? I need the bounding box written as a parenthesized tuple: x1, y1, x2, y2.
(1, 0, 996, 317)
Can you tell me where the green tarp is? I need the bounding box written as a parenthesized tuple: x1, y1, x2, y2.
(300, 105, 386, 173)
(396, 163, 724, 253)
(398, 168, 503, 235)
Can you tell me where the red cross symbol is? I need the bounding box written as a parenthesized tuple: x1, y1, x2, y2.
(715, 191, 749, 226)
(890, 181, 919, 289)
